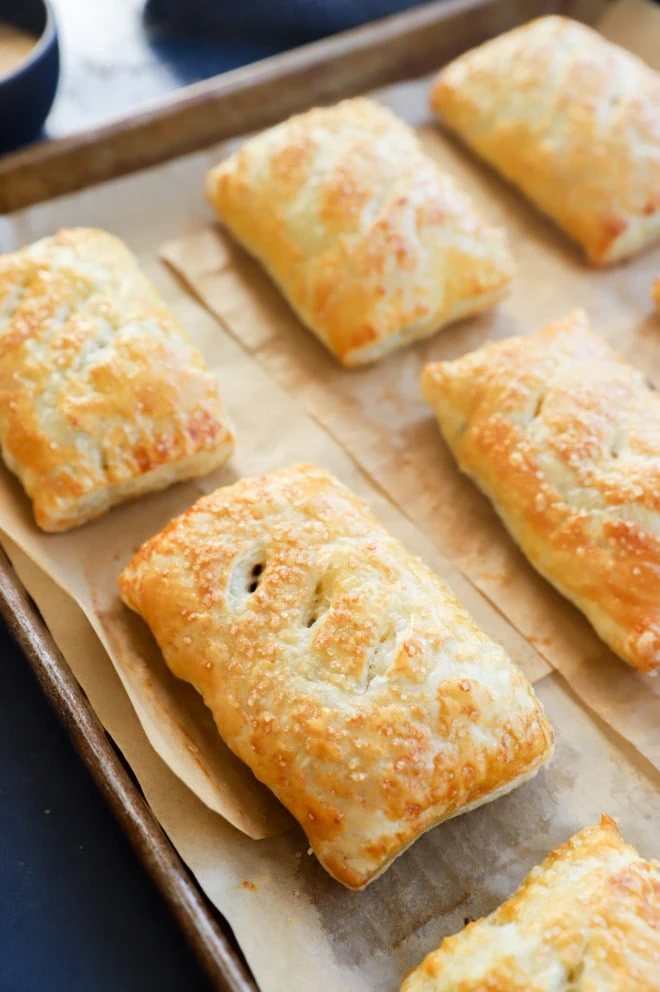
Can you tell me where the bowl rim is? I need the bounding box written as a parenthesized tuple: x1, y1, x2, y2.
(0, 0, 58, 85)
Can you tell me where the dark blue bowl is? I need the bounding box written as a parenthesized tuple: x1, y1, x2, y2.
(0, 0, 59, 154)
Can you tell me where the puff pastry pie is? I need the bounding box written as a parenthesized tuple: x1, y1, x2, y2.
(401, 815, 660, 991)
(206, 97, 515, 366)
(0, 228, 234, 532)
(422, 310, 660, 674)
(118, 463, 553, 889)
(431, 16, 660, 265)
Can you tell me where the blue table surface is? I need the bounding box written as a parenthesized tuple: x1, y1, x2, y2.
(0, 619, 214, 992)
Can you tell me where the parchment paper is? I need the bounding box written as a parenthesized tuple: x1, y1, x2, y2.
(162, 0, 660, 774)
(1, 2, 659, 989)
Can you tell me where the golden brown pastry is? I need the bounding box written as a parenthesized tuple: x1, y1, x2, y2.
(422, 310, 660, 674)
(206, 97, 515, 366)
(431, 16, 660, 265)
(118, 463, 553, 889)
(653, 276, 660, 311)
(0, 228, 234, 532)
(401, 815, 660, 992)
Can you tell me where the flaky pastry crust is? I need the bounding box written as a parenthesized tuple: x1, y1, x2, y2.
(118, 464, 553, 889)
(206, 97, 515, 366)
(401, 815, 660, 991)
(0, 228, 234, 531)
(431, 16, 660, 265)
(422, 310, 660, 673)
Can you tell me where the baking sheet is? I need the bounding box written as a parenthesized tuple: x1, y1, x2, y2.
(4, 533, 660, 991)
(2, 534, 659, 992)
(162, 0, 660, 774)
(1, 3, 659, 989)
(0, 264, 549, 837)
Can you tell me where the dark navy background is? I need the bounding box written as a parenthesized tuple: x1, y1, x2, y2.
(0, 1, 420, 989)
(0, 620, 212, 992)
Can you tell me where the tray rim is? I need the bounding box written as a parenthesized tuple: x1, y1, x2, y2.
(0, 0, 551, 213)
(0, 0, 584, 988)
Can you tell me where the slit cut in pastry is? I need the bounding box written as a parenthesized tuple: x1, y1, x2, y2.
(0, 228, 234, 531)
(422, 309, 660, 674)
(431, 16, 660, 265)
(401, 815, 660, 991)
(205, 97, 515, 366)
(118, 463, 553, 889)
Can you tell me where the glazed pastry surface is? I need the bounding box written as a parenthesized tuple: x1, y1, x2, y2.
(206, 97, 515, 365)
(422, 310, 660, 673)
(119, 463, 553, 888)
(431, 16, 660, 264)
(0, 227, 234, 531)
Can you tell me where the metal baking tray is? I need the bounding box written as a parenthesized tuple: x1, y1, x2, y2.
(0, 1, 595, 986)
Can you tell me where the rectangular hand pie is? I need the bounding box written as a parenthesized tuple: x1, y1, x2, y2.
(422, 310, 660, 673)
(118, 463, 553, 889)
(431, 16, 660, 265)
(0, 228, 234, 531)
(401, 815, 660, 991)
(206, 97, 515, 366)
